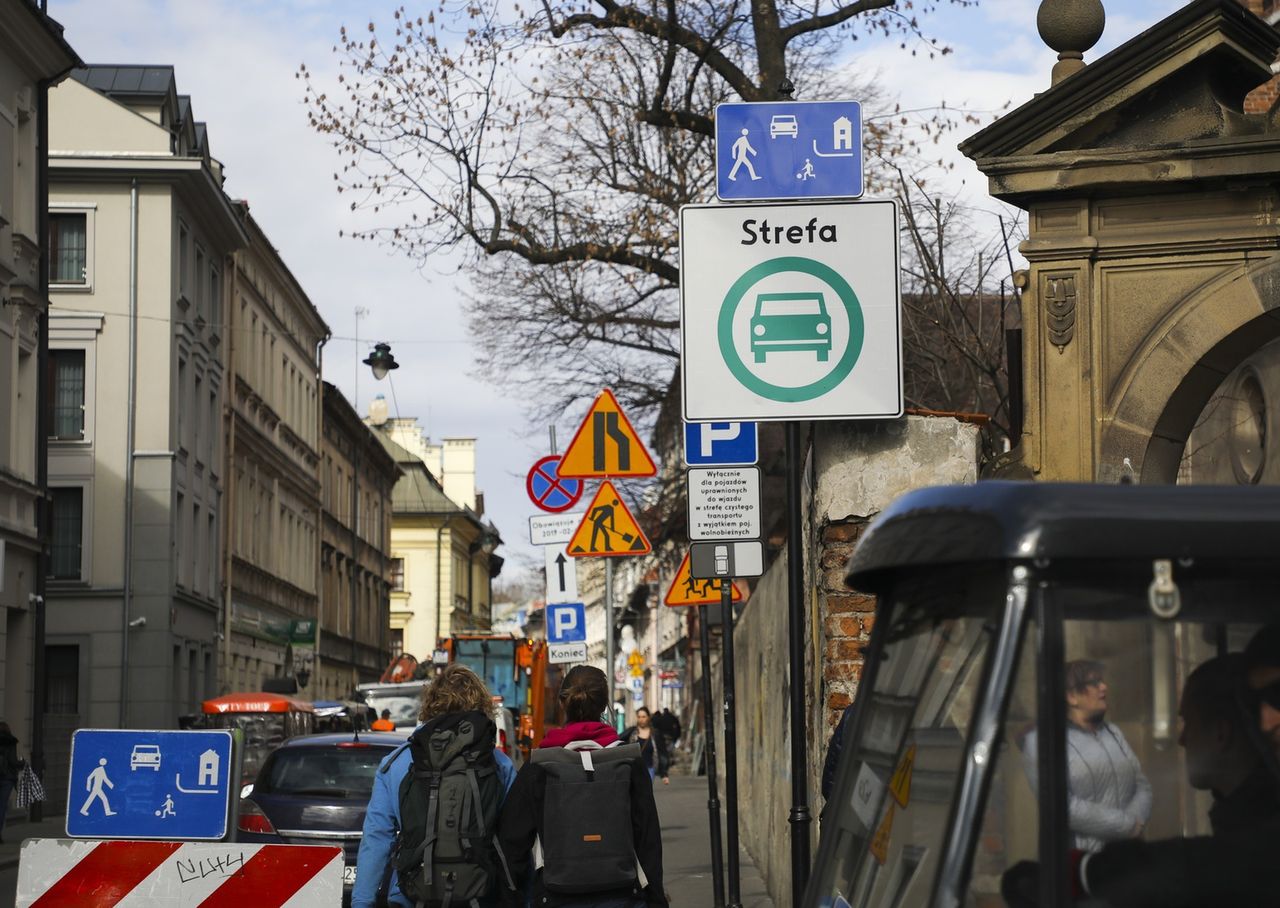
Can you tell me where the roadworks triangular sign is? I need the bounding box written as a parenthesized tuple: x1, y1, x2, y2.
(559, 389, 657, 479)
(567, 481, 651, 557)
(664, 552, 746, 607)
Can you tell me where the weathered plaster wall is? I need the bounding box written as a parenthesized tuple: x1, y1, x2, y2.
(723, 415, 980, 906)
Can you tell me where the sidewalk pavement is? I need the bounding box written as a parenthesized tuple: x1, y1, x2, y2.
(656, 774, 775, 908)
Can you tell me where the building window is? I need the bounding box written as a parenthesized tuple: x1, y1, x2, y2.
(390, 628, 404, 658)
(45, 645, 80, 713)
(178, 221, 190, 300)
(390, 557, 405, 592)
(48, 349, 85, 440)
(49, 212, 87, 284)
(49, 487, 84, 579)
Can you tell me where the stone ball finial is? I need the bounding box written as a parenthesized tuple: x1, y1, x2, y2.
(1037, 0, 1105, 85)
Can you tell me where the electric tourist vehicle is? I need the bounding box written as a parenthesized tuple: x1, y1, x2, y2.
(806, 481, 1280, 908)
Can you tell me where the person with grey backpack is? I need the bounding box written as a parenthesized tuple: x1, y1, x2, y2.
(496, 665, 666, 908)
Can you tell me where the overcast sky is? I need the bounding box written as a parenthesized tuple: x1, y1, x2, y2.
(49, 0, 1184, 583)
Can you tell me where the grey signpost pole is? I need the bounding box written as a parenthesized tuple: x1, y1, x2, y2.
(699, 603, 727, 908)
(786, 422, 812, 903)
(721, 578, 743, 908)
(605, 557, 615, 718)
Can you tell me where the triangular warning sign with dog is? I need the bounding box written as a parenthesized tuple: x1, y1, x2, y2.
(559, 389, 657, 479)
(664, 552, 745, 607)
(567, 480, 651, 557)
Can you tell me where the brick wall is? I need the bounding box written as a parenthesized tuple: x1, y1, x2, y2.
(1238, 0, 1280, 114)
(818, 521, 876, 736)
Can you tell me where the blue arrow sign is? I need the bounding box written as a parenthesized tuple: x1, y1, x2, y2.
(546, 601, 587, 644)
(716, 101, 863, 201)
(67, 729, 234, 840)
(683, 422, 758, 466)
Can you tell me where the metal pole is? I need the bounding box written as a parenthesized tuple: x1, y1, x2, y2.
(699, 608, 726, 908)
(786, 422, 812, 903)
(721, 579, 742, 908)
(605, 558, 615, 715)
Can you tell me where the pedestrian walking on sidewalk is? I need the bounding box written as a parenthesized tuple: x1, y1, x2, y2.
(0, 721, 25, 840)
(621, 708, 670, 785)
(352, 664, 517, 908)
(497, 665, 667, 907)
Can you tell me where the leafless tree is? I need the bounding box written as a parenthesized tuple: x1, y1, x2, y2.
(300, 1, 974, 426)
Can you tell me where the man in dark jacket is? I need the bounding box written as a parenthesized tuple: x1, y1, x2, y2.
(0, 721, 23, 841)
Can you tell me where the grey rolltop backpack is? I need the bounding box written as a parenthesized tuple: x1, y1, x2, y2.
(392, 710, 514, 908)
(531, 740, 649, 896)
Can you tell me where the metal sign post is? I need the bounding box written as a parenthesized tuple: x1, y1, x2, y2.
(605, 559, 615, 711)
(786, 422, 811, 902)
(720, 578, 743, 908)
(699, 605, 727, 908)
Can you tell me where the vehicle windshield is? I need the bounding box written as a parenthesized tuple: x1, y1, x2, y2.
(257, 744, 394, 800)
(362, 694, 421, 728)
(756, 294, 824, 317)
(811, 567, 1004, 908)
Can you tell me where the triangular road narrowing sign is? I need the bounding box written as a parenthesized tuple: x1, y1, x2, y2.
(559, 389, 657, 479)
(567, 481, 651, 557)
(664, 552, 745, 607)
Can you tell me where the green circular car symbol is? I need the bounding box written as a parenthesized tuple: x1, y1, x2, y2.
(717, 257, 864, 402)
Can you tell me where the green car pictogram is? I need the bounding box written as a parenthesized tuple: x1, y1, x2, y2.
(748, 292, 833, 363)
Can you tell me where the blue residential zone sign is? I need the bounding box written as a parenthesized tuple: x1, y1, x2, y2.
(67, 729, 234, 840)
(546, 601, 587, 645)
(684, 422, 758, 466)
(715, 100, 863, 201)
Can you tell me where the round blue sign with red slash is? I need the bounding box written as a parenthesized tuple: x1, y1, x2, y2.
(526, 455, 583, 513)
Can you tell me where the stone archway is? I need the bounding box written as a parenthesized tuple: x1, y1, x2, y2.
(1098, 254, 1280, 483)
(960, 0, 1280, 483)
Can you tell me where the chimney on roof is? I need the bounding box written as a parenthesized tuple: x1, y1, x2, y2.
(368, 395, 389, 427)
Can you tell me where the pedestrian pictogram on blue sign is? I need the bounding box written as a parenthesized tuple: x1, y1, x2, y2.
(715, 101, 863, 201)
(546, 601, 587, 644)
(67, 729, 234, 840)
(683, 422, 759, 466)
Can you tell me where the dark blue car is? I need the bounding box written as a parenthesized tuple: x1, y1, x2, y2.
(237, 731, 403, 903)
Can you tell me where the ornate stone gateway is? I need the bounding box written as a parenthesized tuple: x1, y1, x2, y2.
(962, 0, 1280, 483)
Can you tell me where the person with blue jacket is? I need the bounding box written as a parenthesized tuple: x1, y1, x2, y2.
(353, 664, 517, 908)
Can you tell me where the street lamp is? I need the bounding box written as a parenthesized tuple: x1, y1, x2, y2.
(362, 343, 399, 381)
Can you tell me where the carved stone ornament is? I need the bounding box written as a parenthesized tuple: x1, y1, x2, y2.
(1044, 274, 1077, 352)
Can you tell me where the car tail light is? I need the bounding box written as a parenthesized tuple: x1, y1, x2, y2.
(337, 741, 370, 748)
(498, 729, 510, 755)
(237, 799, 276, 835)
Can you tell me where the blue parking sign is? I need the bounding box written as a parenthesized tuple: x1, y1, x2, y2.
(716, 100, 863, 201)
(67, 729, 234, 840)
(684, 422, 758, 466)
(546, 602, 587, 644)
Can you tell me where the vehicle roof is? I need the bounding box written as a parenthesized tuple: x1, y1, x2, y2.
(201, 692, 314, 714)
(845, 481, 1280, 592)
(273, 732, 406, 749)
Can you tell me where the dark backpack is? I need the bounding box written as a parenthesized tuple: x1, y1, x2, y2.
(532, 741, 646, 897)
(393, 711, 512, 908)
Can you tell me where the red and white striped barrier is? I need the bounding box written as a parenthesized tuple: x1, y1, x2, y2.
(16, 839, 344, 907)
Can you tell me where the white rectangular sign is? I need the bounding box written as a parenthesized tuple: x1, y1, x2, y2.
(679, 200, 901, 421)
(547, 642, 588, 664)
(529, 512, 585, 546)
(544, 545, 579, 603)
(686, 467, 762, 541)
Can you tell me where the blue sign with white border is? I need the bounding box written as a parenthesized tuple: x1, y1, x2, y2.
(546, 601, 587, 644)
(715, 100, 862, 201)
(683, 422, 758, 466)
(67, 729, 234, 840)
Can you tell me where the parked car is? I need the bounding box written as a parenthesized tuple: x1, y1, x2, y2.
(237, 731, 404, 904)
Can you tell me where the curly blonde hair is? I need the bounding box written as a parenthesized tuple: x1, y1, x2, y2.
(418, 663, 493, 722)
